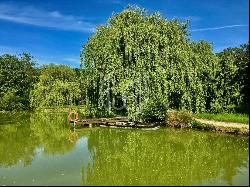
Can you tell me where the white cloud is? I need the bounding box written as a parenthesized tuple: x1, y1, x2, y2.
(63, 57, 80, 65)
(0, 45, 23, 55)
(36, 56, 78, 68)
(190, 24, 248, 32)
(36, 55, 80, 68)
(0, 46, 79, 67)
(0, 2, 95, 32)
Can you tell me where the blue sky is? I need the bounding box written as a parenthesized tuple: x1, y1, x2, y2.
(0, 0, 249, 68)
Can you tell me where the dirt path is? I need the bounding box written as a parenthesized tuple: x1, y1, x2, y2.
(194, 118, 249, 129)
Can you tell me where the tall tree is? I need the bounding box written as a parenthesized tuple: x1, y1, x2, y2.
(82, 6, 219, 120)
(0, 53, 36, 111)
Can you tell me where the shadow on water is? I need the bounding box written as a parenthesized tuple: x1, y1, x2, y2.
(0, 112, 249, 185)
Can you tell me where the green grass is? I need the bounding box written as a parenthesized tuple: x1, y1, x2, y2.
(193, 113, 249, 124)
(191, 121, 215, 130)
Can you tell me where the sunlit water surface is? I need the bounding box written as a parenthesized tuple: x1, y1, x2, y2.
(0, 112, 248, 186)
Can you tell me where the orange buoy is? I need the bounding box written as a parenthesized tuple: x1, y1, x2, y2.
(68, 111, 79, 122)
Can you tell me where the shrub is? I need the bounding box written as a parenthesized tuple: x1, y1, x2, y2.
(165, 110, 193, 128)
(138, 99, 167, 122)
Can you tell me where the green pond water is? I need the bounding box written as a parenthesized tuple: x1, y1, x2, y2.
(0, 112, 249, 186)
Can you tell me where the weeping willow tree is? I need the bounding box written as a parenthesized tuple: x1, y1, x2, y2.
(82, 6, 241, 121)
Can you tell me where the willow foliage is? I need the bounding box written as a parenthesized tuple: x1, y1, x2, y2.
(82, 6, 247, 120)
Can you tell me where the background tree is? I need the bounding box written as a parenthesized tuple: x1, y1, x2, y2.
(0, 53, 36, 111)
(237, 43, 249, 113)
(215, 42, 249, 113)
(30, 64, 80, 108)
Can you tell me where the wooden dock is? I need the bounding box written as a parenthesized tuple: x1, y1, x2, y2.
(69, 116, 160, 129)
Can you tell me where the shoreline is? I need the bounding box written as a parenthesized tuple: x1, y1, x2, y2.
(190, 119, 249, 136)
(1, 110, 249, 135)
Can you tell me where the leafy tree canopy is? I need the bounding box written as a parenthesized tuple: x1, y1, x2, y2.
(30, 64, 80, 108)
(82, 6, 221, 120)
(0, 53, 36, 111)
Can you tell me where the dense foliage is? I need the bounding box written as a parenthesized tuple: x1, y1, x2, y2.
(82, 6, 248, 121)
(30, 64, 81, 108)
(0, 53, 36, 111)
(215, 43, 249, 113)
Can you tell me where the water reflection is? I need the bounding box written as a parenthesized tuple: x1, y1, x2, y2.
(0, 112, 249, 186)
(82, 128, 249, 186)
(0, 112, 37, 167)
(29, 113, 75, 155)
(0, 112, 78, 167)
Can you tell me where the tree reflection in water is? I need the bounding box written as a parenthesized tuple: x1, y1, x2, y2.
(82, 128, 249, 186)
(0, 112, 78, 167)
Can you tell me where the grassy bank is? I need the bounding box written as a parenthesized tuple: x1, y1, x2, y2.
(193, 113, 249, 124)
(165, 110, 249, 136)
(191, 121, 249, 135)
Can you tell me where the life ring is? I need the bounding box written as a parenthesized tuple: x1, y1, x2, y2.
(68, 111, 79, 122)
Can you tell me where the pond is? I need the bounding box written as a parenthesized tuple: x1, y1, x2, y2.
(0, 112, 249, 186)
